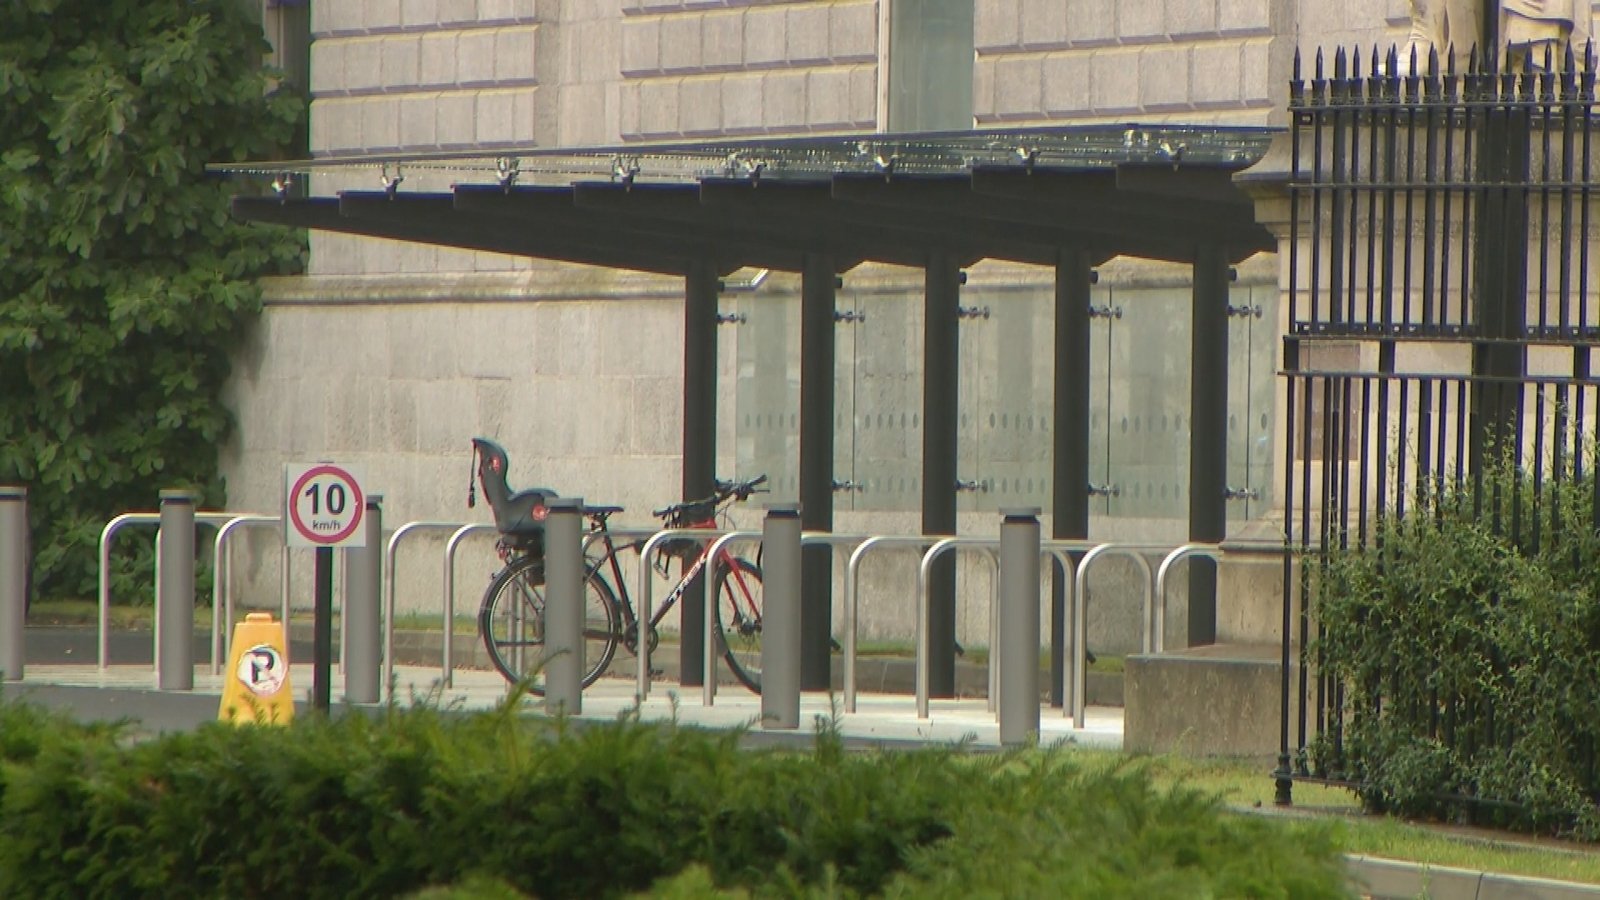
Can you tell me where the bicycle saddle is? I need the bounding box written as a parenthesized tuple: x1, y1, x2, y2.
(471, 437, 558, 538)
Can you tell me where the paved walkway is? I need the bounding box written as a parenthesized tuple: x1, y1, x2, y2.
(7, 663, 1124, 750)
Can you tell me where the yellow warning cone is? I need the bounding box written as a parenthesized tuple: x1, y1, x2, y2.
(219, 613, 295, 725)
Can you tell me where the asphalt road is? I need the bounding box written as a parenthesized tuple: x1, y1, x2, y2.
(25, 627, 320, 668)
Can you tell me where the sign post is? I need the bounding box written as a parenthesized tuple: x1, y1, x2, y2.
(284, 463, 366, 713)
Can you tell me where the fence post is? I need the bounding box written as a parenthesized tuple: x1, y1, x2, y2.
(543, 497, 584, 715)
(761, 502, 802, 729)
(999, 507, 1041, 746)
(344, 495, 383, 703)
(1, 487, 27, 681)
(158, 489, 198, 690)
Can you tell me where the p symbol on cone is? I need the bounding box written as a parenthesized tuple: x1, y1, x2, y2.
(219, 613, 295, 725)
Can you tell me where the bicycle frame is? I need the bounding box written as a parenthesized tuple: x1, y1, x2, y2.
(589, 519, 754, 646)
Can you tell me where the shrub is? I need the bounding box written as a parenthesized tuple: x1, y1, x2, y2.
(0, 696, 1349, 898)
(1315, 454, 1600, 837)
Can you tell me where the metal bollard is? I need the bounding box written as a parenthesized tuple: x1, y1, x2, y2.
(344, 495, 383, 703)
(1, 487, 27, 681)
(998, 507, 1041, 746)
(760, 503, 802, 729)
(158, 490, 198, 690)
(543, 497, 584, 715)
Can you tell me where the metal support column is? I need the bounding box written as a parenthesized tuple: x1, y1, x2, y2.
(1189, 245, 1229, 646)
(799, 252, 835, 690)
(761, 502, 802, 728)
(998, 507, 1041, 746)
(681, 260, 719, 686)
(1051, 248, 1093, 705)
(924, 252, 961, 697)
(344, 494, 382, 703)
(0, 487, 27, 681)
(157, 489, 198, 690)
(544, 497, 584, 715)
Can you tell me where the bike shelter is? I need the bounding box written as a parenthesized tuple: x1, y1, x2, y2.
(218, 126, 1276, 703)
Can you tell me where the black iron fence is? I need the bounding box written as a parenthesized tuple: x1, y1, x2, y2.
(1279, 44, 1600, 813)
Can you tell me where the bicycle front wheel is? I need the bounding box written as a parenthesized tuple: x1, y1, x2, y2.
(479, 556, 620, 694)
(712, 557, 764, 693)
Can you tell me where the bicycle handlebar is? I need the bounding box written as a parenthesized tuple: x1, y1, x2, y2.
(651, 474, 768, 520)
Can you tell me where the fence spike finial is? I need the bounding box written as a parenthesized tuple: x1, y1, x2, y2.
(1293, 46, 1302, 81)
(1335, 46, 1347, 79)
(1427, 45, 1439, 78)
(1315, 46, 1325, 80)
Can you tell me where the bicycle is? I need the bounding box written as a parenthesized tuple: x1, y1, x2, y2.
(468, 436, 769, 695)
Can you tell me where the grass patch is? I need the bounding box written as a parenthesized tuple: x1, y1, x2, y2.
(29, 599, 212, 631)
(1102, 750, 1600, 886)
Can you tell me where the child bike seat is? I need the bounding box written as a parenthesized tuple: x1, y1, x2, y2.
(471, 437, 558, 538)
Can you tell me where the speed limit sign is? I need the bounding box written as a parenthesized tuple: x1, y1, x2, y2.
(284, 463, 367, 548)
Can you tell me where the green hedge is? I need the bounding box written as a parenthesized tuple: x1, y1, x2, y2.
(1316, 456, 1600, 837)
(0, 695, 1349, 898)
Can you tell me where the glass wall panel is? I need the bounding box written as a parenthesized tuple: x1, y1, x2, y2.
(1087, 284, 1117, 516)
(734, 291, 800, 502)
(1104, 287, 1191, 519)
(956, 281, 1054, 513)
(833, 289, 864, 512)
(1226, 283, 1279, 520)
(850, 288, 922, 511)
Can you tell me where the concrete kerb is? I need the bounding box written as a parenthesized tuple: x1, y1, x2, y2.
(1342, 854, 1600, 900)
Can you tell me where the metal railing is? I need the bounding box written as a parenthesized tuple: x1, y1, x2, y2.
(1153, 543, 1224, 655)
(97, 510, 256, 672)
(209, 514, 285, 675)
(441, 524, 498, 688)
(843, 536, 933, 713)
(915, 537, 1000, 719)
(383, 520, 468, 699)
(370, 516, 1253, 734)
(631, 527, 741, 703)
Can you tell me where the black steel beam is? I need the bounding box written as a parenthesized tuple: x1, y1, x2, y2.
(451, 185, 800, 274)
(1113, 164, 1258, 208)
(1051, 247, 1094, 706)
(573, 182, 976, 269)
(969, 169, 1275, 258)
(1188, 243, 1229, 647)
(234, 195, 693, 276)
(830, 175, 1197, 264)
(799, 252, 835, 690)
(698, 179, 1063, 267)
(924, 252, 961, 698)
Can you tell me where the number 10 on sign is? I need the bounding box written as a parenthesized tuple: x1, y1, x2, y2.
(284, 463, 367, 548)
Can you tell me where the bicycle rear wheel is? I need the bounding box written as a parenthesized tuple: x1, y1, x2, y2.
(479, 555, 620, 694)
(712, 557, 763, 693)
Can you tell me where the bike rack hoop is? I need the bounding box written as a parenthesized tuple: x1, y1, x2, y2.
(915, 537, 1001, 720)
(382, 521, 471, 700)
(98, 509, 264, 673)
(631, 527, 733, 704)
(210, 514, 282, 676)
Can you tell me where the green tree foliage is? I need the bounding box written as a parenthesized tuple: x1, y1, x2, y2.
(0, 0, 305, 597)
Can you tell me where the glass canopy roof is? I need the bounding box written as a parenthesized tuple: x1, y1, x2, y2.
(210, 125, 1280, 189)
